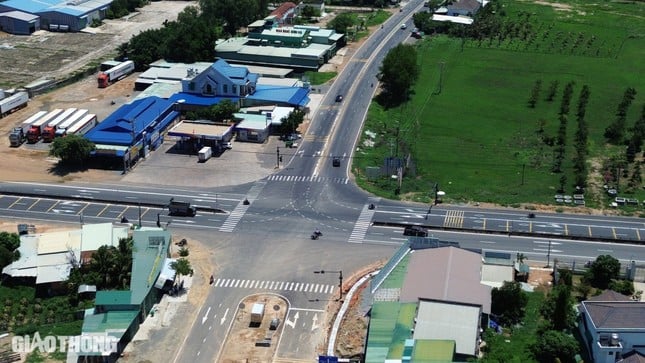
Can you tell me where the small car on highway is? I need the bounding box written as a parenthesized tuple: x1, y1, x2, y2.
(332, 157, 341, 167)
(335, 94, 343, 102)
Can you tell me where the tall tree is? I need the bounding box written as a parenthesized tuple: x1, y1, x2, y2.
(378, 44, 420, 107)
(540, 284, 576, 331)
(200, 0, 260, 35)
(491, 281, 529, 325)
(0, 231, 20, 270)
(49, 135, 95, 165)
(585, 254, 620, 289)
(530, 330, 579, 363)
(171, 258, 193, 283)
(90, 246, 118, 289)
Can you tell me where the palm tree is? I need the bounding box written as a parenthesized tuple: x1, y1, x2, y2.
(170, 258, 192, 283)
(90, 246, 117, 288)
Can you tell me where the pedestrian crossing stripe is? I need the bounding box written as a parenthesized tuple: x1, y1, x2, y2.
(213, 278, 336, 294)
(348, 197, 380, 243)
(266, 175, 349, 184)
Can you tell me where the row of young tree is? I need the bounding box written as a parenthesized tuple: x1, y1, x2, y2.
(487, 254, 632, 363)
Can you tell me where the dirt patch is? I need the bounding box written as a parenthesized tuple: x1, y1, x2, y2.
(219, 295, 288, 363)
(532, 1, 573, 11)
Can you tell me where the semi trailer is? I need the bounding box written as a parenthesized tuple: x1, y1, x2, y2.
(27, 109, 63, 143)
(97, 60, 135, 88)
(9, 110, 47, 146)
(0, 92, 29, 117)
(41, 108, 78, 142)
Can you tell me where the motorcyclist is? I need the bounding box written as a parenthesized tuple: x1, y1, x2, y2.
(314, 229, 322, 236)
(209, 275, 214, 284)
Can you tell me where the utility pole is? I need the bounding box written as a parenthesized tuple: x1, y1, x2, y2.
(546, 239, 552, 267)
(276, 146, 280, 168)
(138, 203, 142, 229)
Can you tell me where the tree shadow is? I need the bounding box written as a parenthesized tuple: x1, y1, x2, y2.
(47, 158, 122, 176)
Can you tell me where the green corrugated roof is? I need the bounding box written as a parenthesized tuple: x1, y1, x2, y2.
(387, 303, 417, 359)
(95, 291, 132, 306)
(81, 310, 138, 334)
(412, 340, 456, 362)
(130, 229, 170, 304)
(366, 302, 400, 363)
(379, 254, 410, 289)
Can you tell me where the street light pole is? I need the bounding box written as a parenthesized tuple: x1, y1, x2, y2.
(314, 270, 343, 301)
(276, 146, 280, 168)
(546, 239, 552, 267)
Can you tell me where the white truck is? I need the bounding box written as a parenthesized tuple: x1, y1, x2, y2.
(97, 60, 135, 88)
(9, 110, 47, 146)
(0, 91, 29, 118)
(198, 146, 212, 162)
(251, 303, 265, 325)
(66, 114, 97, 136)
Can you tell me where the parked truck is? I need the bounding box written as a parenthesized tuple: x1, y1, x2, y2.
(198, 146, 212, 162)
(41, 108, 77, 142)
(251, 303, 265, 325)
(0, 91, 29, 118)
(54, 109, 88, 138)
(66, 114, 97, 136)
(27, 109, 63, 143)
(97, 60, 135, 88)
(168, 199, 197, 217)
(9, 110, 46, 146)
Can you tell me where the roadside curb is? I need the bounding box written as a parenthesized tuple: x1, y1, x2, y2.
(327, 269, 380, 357)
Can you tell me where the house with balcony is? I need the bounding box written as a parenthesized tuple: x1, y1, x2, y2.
(578, 290, 645, 363)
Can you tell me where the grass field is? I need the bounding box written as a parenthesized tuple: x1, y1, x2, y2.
(355, 0, 645, 206)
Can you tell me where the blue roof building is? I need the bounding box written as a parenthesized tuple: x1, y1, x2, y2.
(84, 96, 178, 167)
(0, 0, 112, 32)
(0, 11, 40, 35)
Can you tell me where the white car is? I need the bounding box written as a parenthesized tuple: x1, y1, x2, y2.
(223, 142, 232, 150)
(400, 23, 407, 30)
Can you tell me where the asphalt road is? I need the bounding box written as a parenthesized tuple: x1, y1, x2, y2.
(1, 0, 645, 361)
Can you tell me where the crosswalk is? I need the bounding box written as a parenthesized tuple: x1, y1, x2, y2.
(348, 198, 380, 243)
(443, 210, 465, 228)
(266, 175, 349, 184)
(213, 278, 336, 295)
(220, 181, 266, 232)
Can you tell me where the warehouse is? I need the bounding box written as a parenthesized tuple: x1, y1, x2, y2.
(0, 0, 112, 33)
(0, 11, 40, 35)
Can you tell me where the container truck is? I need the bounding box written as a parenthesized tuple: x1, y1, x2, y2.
(66, 114, 97, 136)
(198, 146, 212, 162)
(0, 91, 29, 118)
(27, 109, 63, 143)
(9, 111, 47, 146)
(251, 303, 265, 325)
(54, 109, 88, 138)
(97, 60, 135, 88)
(41, 108, 77, 142)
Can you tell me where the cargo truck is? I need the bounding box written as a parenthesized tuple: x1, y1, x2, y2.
(0, 91, 29, 118)
(27, 109, 63, 143)
(97, 60, 135, 88)
(9, 110, 47, 146)
(41, 108, 77, 142)
(168, 199, 197, 217)
(251, 303, 265, 325)
(54, 109, 88, 138)
(198, 146, 212, 162)
(66, 114, 97, 136)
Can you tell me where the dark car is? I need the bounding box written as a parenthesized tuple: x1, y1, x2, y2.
(332, 157, 341, 167)
(403, 225, 428, 237)
(270, 318, 281, 330)
(335, 94, 343, 102)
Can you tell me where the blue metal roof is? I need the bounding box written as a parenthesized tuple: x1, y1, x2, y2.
(50, 6, 83, 16)
(213, 59, 247, 79)
(247, 85, 310, 107)
(1, 0, 59, 13)
(168, 93, 239, 107)
(85, 97, 175, 146)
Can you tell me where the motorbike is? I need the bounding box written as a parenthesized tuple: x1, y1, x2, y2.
(311, 230, 323, 240)
(209, 275, 214, 285)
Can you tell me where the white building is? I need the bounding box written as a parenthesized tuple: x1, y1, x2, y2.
(578, 290, 645, 363)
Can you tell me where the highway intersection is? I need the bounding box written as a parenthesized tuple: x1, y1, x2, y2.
(0, 0, 644, 361)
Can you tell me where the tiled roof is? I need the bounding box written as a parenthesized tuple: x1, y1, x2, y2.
(583, 301, 645, 329)
(588, 290, 632, 302)
(270, 2, 296, 18)
(620, 351, 645, 363)
(447, 0, 481, 12)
